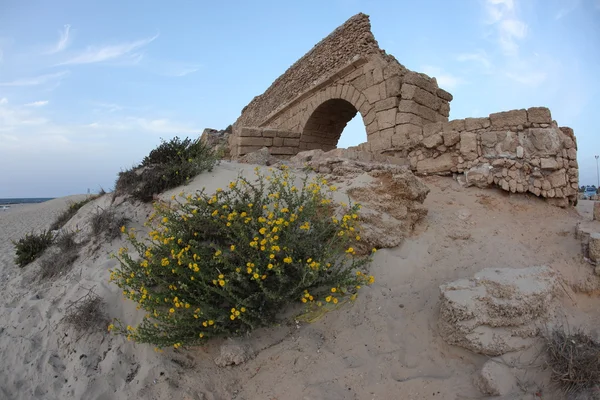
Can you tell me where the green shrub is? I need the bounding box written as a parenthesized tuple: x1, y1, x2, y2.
(115, 136, 217, 202)
(50, 196, 97, 231)
(13, 230, 54, 267)
(109, 167, 374, 349)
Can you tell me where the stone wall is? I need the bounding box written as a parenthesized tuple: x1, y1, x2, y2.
(361, 107, 578, 205)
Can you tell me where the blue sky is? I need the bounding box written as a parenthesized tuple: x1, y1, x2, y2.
(0, 0, 599, 198)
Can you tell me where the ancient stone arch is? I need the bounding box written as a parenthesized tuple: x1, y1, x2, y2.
(225, 12, 579, 206)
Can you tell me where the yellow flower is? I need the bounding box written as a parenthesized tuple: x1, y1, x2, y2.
(267, 263, 274, 269)
(333, 298, 339, 304)
(120, 225, 126, 233)
(199, 333, 204, 338)
(169, 308, 175, 313)
(230, 315, 235, 320)
(301, 298, 307, 303)
(230, 245, 236, 251)
(218, 280, 225, 286)
(214, 250, 222, 257)
(107, 324, 114, 332)
(253, 273, 259, 279)
(345, 247, 354, 254)
(162, 217, 168, 223)
(325, 296, 332, 303)
(372, 248, 377, 253)
(331, 288, 337, 293)
(208, 320, 214, 325)
(356, 235, 361, 241)
(368, 276, 375, 284)
(241, 307, 246, 312)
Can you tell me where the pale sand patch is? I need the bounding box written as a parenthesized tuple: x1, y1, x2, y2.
(0, 164, 598, 400)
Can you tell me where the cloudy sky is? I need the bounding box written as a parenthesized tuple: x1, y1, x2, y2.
(0, 0, 599, 198)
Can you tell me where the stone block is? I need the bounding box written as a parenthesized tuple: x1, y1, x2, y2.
(416, 153, 455, 174)
(283, 138, 300, 147)
(239, 137, 272, 147)
(590, 233, 600, 263)
(239, 127, 263, 137)
(363, 85, 382, 104)
(238, 145, 263, 155)
(541, 158, 560, 170)
(396, 113, 424, 126)
(443, 130, 460, 147)
(490, 109, 527, 128)
(370, 129, 393, 152)
(385, 77, 402, 97)
(465, 117, 490, 131)
(481, 131, 497, 147)
(476, 360, 517, 396)
(412, 87, 442, 110)
(460, 132, 477, 156)
(594, 202, 600, 221)
(376, 108, 397, 129)
(396, 124, 422, 139)
(437, 88, 453, 102)
(403, 71, 438, 94)
(366, 120, 379, 135)
(374, 97, 399, 112)
(270, 146, 297, 155)
(527, 107, 552, 124)
(277, 131, 301, 138)
(273, 137, 284, 146)
(423, 134, 443, 148)
(400, 83, 417, 100)
(443, 119, 466, 132)
(547, 170, 567, 188)
(439, 102, 450, 117)
(261, 128, 277, 138)
(567, 148, 577, 160)
(398, 100, 440, 123)
(423, 122, 443, 137)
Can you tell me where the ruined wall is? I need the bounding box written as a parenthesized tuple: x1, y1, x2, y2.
(231, 13, 452, 158)
(235, 13, 382, 129)
(361, 107, 579, 206)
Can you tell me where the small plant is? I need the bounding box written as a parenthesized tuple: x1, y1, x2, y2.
(63, 292, 109, 332)
(545, 328, 600, 396)
(50, 196, 97, 231)
(90, 208, 129, 242)
(109, 167, 375, 349)
(39, 230, 81, 280)
(13, 230, 54, 267)
(115, 136, 218, 202)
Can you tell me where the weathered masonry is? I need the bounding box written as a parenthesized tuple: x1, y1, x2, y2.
(229, 13, 578, 206)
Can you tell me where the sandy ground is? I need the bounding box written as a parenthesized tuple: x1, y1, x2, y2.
(1, 162, 599, 400)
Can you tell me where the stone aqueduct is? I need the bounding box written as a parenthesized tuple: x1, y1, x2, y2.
(224, 13, 579, 206)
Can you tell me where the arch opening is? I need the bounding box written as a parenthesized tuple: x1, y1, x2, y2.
(300, 98, 361, 152)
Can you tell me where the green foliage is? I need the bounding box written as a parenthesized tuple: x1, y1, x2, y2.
(109, 167, 374, 349)
(50, 196, 97, 231)
(115, 136, 218, 202)
(13, 230, 54, 268)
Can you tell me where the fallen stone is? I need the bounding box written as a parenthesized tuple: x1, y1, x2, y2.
(416, 153, 455, 174)
(238, 147, 279, 166)
(438, 266, 560, 356)
(476, 360, 517, 396)
(214, 341, 253, 367)
(465, 163, 491, 188)
(589, 233, 600, 263)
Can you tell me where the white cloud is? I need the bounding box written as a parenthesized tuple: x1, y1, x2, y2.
(0, 49, 3, 63)
(24, 100, 49, 107)
(0, 71, 70, 87)
(58, 34, 158, 65)
(457, 50, 493, 71)
(166, 65, 201, 77)
(0, 98, 7, 105)
(422, 66, 465, 89)
(47, 24, 71, 54)
(485, 0, 527, 55)
(86, 116, 201, 134)
(92, 102, 123, 113)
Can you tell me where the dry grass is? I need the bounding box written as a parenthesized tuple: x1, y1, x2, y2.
(39, 231, 81, 280)
(545, 328, 600, 397)
(63, 291, 109, 333)
(90, 207, 128, 242)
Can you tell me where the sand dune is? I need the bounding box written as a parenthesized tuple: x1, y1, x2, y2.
(1, 162, 599, 400)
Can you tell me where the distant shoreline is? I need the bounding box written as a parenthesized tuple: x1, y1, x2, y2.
(0, 198, 55, 206)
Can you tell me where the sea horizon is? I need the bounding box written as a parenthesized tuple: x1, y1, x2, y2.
(0, 198, 55, 205)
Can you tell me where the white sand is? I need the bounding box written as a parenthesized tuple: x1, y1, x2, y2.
(1, 163, 599, 400)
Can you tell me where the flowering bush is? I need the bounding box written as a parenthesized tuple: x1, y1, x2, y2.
(109, 167, 374, 349)
(13, 229, 54, 268)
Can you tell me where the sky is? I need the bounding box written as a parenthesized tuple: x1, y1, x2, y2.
(0, 0, 599, 198)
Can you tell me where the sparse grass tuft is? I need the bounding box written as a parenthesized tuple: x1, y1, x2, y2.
(90, 207, 129, 242)
(545, 328, 600, 397)
(63, 292, 109, 332)
(13, 230, 54, 267)
(50, 196, 98, 231)
(39, 230, 81, 280)
(114, 136, 218, 202)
